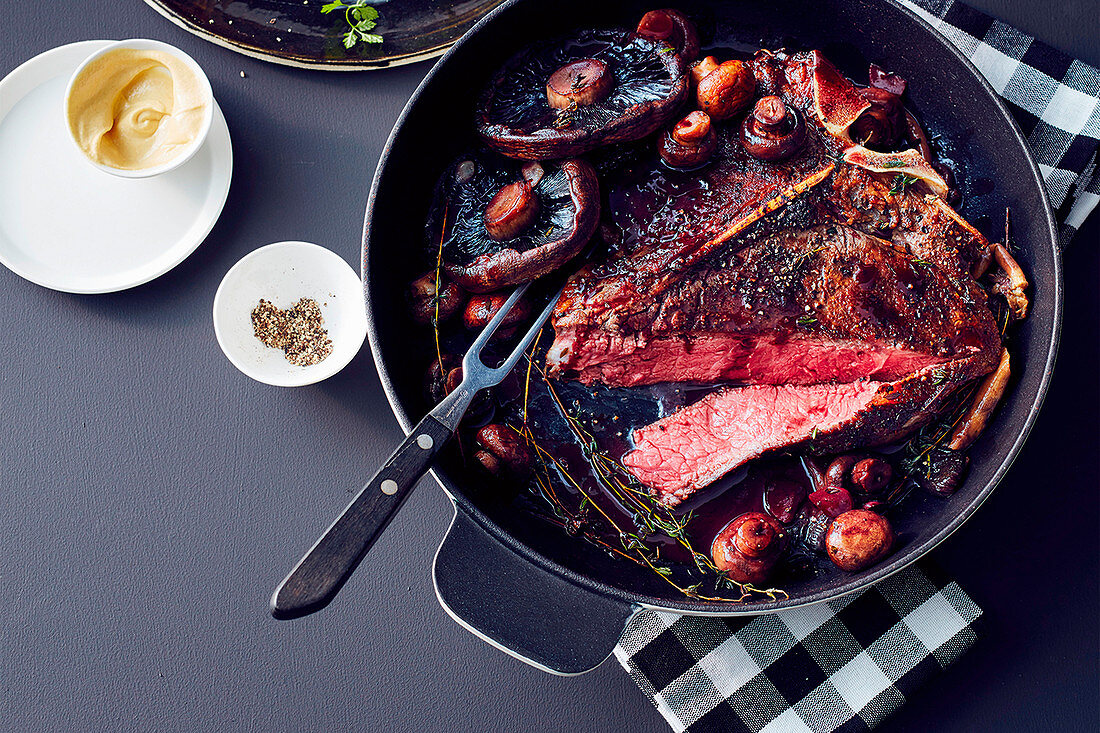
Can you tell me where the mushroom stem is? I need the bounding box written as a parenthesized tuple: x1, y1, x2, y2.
(547, 58, 613, 110)
(903, 109, 932, 163)
(484, 180, 540, 241)
(672, 110, 711, 144)
(991, 242, 1029, 320)
(971, 245, 993, 278)
(691, 56, 720, 85)
(660, 111, 717, 168)
(948, 348, 1011, 451)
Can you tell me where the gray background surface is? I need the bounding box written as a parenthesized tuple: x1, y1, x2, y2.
(1, 1, 1097, 731)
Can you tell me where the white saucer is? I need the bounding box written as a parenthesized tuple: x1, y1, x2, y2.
(0, 40, 233, 294)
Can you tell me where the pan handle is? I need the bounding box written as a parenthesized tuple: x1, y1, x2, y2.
(433, 507, 640, 675)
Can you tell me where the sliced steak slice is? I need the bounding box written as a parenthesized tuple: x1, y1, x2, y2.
(549, 224, 998, 387)
(625, 381, 881, 506)
(624, 359, 980, 507)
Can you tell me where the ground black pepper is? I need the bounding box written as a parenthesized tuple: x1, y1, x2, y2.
(251, 297, 333, 366)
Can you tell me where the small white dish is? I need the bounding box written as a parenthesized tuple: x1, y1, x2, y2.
(0, 40, 232, 294)
(213, 241, 368, 387)
(64, 39, 214, 178)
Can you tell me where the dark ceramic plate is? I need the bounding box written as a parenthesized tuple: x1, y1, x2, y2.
(144, 0, 506, 70)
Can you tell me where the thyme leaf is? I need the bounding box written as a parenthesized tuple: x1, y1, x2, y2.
(889, 174, 919, 195)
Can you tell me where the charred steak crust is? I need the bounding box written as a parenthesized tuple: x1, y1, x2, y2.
(548, 223, 1000, 387)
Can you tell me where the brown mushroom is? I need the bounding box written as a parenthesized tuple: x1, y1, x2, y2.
(636, 8, 699, 61)
(462, 291, 533, 336)
(740, 95, 806, 161)
(658, 111, 718, 168)
(473, 424, 533, 479)
(711, 512, 786, 585)
(850, 458, 892, 494)
(903, 109, 933, 163)
(696, 59, 755, 120)
(914, 450, 969, 497)
(425, 355, 459, 403)
(948, 348, 1011, 451)
(428, 155, 600, 293)
(826, 510, 895, 572)
(825, 455, 859, 488)
(408, 271, 465, 325)
(477, 29, 688, 160)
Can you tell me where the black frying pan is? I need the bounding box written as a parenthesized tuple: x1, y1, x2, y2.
(362, 0, 1061, 674)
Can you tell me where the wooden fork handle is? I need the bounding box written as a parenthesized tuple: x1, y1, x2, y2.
(270, 415, 453, 620)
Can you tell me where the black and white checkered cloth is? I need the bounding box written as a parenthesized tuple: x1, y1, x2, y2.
(614, 3, 1100, 731)
(904, 0, 1100, 242)
(616, 564, 981, 732)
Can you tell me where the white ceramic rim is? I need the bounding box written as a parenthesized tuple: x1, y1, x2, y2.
(64, 38, 215, 178)
(212, 241, 368, 387)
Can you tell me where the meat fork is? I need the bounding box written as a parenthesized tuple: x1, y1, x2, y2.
(271, 281, 562, 620)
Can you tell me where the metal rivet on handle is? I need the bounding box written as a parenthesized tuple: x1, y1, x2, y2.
(380, 479, 398, 495)
(416, 434, 434, 449)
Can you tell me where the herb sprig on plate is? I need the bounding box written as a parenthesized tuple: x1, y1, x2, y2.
(322, 0, 383, 48)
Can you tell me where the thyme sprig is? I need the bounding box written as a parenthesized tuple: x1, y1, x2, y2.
(322, 1, 383, 48)
(430, 203, 448, 370)
(514, 358, 787, 603)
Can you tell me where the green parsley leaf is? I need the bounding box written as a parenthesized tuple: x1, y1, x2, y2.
(325, 0, 384, 47)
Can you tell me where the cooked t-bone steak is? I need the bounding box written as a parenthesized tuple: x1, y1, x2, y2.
(544, 46, 1003, 507)
(548, 224, 998, 387)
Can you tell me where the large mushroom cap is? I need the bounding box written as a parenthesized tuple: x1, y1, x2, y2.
(427, 154, 600, 292)
(477, 29, 689, 160)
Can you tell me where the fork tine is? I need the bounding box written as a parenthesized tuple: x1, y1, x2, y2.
(491, 282, 566, 377)
(462, 281, 531, 367)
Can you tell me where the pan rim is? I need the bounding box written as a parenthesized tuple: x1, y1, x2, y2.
(361, 0, 1062, 615)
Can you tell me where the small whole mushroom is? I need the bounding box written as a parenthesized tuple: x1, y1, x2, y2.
(850, 457, 893, 494)
(914, 448, 969, 497)
(694, 58, 755, 120)
(825, 509, 895, 572)
(636, 8, 699, 61)
(712, 512, 786, 585)
(424, 355, 459, 403)
(408, 271, 464, 325)
(473, 424, 533, 479)
(808, 486, 853, 518)
(546, 58, 614, 110)
(740, 95, 806, 161)
(462, 291, 533, 336)
(658, 111, 718, 169)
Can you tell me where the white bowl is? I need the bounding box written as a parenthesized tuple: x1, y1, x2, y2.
(65, 39, 214, 178)
(213, 242, 368, 387)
